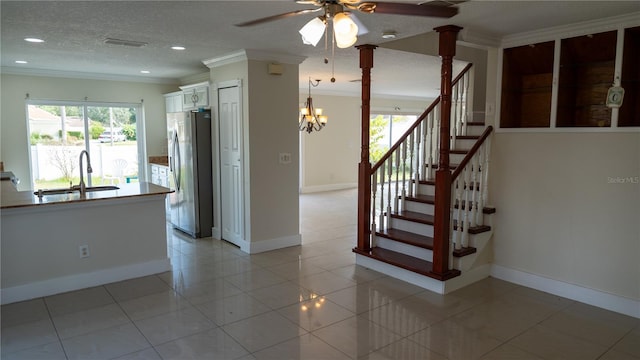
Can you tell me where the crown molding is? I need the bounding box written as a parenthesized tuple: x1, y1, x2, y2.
(203, 49, 307, 68)
(501, 11, 640, 48)
(0, 66, 178, 84)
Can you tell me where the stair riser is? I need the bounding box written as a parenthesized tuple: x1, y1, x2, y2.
(389, 218, 434, 237)
(416, 183, 435, 196)
(465, 125, 485, 136)
(453, 138, 477, 150)
(449, 152, 466, 164)
(376, 237, 433, 262)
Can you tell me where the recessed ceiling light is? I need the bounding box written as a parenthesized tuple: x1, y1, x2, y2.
(171, 46, 186, 51)
(381, 31, 397, 39)
(15, 60, 28, 64)
(140, 70, 150, 74)
(24, 37, 44, 43)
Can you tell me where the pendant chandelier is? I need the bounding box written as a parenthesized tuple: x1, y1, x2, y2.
(300, 77, 328, 133)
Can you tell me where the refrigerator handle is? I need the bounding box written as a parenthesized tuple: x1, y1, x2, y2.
(172, 131, 181, 191)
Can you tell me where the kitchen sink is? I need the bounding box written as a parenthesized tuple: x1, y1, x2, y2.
(34, 188, 76, 196)
(34, 186, 119, 197)
(86, 186, 120, 192)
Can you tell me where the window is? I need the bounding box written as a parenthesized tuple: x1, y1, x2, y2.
(27, 101, 145, 190)
(370, 114, 418, 163)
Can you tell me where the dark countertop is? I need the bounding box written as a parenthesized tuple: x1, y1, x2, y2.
(1, 181, 172, 210)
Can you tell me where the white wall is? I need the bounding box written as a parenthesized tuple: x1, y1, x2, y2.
(299, 94, 432, 192)
(247, 60, 300, 244)
(0, 74, 177, 190)
(490, 132, 640, 301)
(209, 56, 301, 251)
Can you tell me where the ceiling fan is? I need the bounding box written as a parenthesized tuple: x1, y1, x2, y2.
(236, 0, 460, 48)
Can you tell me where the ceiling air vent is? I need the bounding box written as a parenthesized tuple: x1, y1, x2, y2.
(104, 38, 148, 48)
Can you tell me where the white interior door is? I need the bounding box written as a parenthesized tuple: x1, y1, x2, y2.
(219, 86, 244, 246)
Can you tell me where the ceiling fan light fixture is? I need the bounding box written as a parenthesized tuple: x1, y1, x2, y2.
(333, 12, 358, 48)
(299, 17, 326, 47)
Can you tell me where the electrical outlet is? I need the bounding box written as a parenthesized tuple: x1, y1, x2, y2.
(79, 245, 90, 258)
(279, 153, 292, 164)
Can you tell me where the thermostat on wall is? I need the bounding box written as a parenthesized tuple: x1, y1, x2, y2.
(606, 86, 624, 108)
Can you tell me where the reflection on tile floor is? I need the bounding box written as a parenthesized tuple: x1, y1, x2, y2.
(2, 189, 639, 359)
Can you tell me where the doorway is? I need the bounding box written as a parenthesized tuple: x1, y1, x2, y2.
(217, 82, 244, 248)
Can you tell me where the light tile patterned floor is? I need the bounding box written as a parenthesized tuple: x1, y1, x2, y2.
(1, 189, 639, 359)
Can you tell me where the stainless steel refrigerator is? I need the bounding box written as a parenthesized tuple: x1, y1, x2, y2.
(167, 110, 213, 238)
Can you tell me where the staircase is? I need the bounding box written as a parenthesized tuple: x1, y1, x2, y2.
(353, 38, 496, 294)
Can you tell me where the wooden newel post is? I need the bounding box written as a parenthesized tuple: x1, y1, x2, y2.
(432, 25, 462, 279)
(356, 44, 377, 252)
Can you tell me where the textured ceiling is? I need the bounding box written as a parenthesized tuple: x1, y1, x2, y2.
(2, 1, 639, 99)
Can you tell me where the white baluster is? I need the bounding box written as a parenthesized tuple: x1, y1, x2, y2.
(421, 120, 428, 181)
(408, 132, 415, 198)
(470, 151, 480, 227)
(413, 124, 421, 190)
(453, 176, 463, 250)
(451, 82, 459, 149)
(386, 157, 393, 229)
(379, 163, 385, 231)
(394, 148, 401, 212)
(371, 168, 378, 246)
(462, 72, 470, 136)
(481, 140, 492, 224)
(434, 104, 441, 171)
(401, 139, 407, 210)
(427, 112, 434, 180)
(461, 164, 471, 248)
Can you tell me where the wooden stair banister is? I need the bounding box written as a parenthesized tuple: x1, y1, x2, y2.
(357, 44, 378, 253)
(432, 25, 462, 279)
(355, 25, 494, 286)
(451, 126, 494, 180)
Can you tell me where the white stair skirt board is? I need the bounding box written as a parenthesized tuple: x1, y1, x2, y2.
(356, 254, 445, 294)
(0, 259, 171, 305)
(491, 264, 640, 319)
(356, 254, 491, 295)
(234, 234, 302, 254)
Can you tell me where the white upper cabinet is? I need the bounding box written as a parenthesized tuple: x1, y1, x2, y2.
(164, 91, 183, 113)
(180, 82, 209, 111)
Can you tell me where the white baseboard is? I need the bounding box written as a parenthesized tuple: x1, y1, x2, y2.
(246, 234, 302, 254)
(491, 264, 640, 319)
(300, 183, 357, 194)
(0, 259, 171, 305)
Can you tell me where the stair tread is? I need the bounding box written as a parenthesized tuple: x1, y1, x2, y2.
(453, 246, 477, 257)
(455, 135, 480, 140)
(450, 149, 469, 154)
(390, 210, 434, 224)
(466, 122, 485, 126)
(353, 247, 461, 280)
(403, 194, 496, 215)
(376, 228, 434, 249)
(405, 194, 435, 204)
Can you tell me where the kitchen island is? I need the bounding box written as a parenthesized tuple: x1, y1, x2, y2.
(1, 175, 173, 304)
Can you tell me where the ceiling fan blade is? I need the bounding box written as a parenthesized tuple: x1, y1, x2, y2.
(359, 2, 458, 18)
(235, 7, 322, 27)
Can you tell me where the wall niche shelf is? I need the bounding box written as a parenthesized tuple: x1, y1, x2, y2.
(498, 23, 640, 130)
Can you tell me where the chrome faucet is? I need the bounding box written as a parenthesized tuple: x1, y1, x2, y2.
(77, 150, 93, 194)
